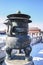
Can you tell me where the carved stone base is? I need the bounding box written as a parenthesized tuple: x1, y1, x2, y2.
(5, 59, 34, 65)
(5, 54, 34, 65)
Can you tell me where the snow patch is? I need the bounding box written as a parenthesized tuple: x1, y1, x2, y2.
(38, 50, 43, 54)
(33, 57, 43, 61)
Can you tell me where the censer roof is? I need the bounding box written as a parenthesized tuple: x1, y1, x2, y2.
(6, 11, 32, 23)
(7, 11, 31, 19)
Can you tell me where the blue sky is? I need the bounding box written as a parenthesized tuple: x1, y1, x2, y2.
(0, 0, 43, 30)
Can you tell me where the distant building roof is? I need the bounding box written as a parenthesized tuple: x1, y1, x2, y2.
(29, 27, 41, 31)
(28, 27, 41, 34)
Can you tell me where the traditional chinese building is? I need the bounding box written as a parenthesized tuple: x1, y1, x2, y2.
(41, 31, 43, 36)
(41, 31, 43, 42)
(28, 27, 41, 38)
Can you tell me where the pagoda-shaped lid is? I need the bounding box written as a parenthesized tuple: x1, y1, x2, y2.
(7, 11, 32, 23)
(7, 11, 30, 18)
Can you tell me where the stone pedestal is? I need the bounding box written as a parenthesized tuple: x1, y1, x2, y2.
(5, 54, 34, 65)
(5, 60, 34, 65)
(5, 52, 34, 65)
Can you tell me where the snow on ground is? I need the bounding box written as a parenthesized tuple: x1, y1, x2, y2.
(38, 50, 43, 54)
(33, 57, 43, 61)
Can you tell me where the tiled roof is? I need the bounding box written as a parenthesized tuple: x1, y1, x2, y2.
(29, 27, 41, 31)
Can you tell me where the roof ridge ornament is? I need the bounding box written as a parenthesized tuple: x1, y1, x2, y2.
(16, 11, 21, 14)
